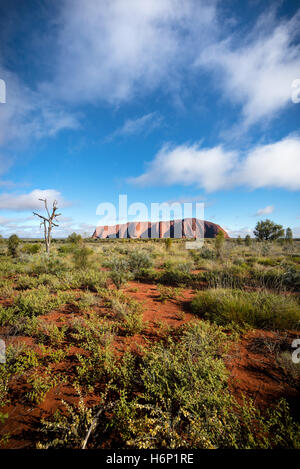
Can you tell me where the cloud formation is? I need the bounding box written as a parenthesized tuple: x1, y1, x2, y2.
(106, 112, 163, 141)
(130, 136, 300, 192)
(46, 0, 217, 104)
(255, 205, 274, 216)
(129, 142, 238, 192)
(0, 189, 69, 211)
(0, 67, 80, 148)
(197, 9, 300, 126)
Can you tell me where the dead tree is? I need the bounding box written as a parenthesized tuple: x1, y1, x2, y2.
(33, 199, 61, 254)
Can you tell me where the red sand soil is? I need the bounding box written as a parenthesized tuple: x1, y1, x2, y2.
(226, 329, 300, 409)
(0, 281, 299, 448)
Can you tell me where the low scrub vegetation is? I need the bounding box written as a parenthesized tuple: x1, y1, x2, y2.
(191, 289, 300, 330)
(0, 236, 299, 449)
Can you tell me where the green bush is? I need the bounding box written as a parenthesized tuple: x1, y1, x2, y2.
(21, 243, 40, 255)
(199, 246, 216, 260)
(75, 269, 108, 291)
(157, 284, 182, 303)
(215, 230, 225, 257)
(128, 250, 153, 276)
(30, 254, 68, 275)
(164, 238, 172, 250)
(108, 258, 132, 289)
(191, 289, 300, 330)
(13, 286, 73, 317)
(159, 268, 192, 286)
(67, 232, 83, 244)
(111, 297, 144, 335)
(58, 244, 77, 254)
(17, 275, 39, 290)
(72, 246, 93, 270)
(7, 234, 20, 257)
(38, 321, 300, 448)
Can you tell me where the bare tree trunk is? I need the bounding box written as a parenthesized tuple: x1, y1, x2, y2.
(33, 199, 61, 254)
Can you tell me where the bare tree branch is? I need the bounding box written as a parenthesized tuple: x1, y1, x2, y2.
(33, 198, 61, 254)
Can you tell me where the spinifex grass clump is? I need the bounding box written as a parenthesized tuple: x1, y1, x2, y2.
(191, 289, 300, 330)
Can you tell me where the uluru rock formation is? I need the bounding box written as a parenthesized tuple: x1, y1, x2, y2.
(92, 218, 229, 239)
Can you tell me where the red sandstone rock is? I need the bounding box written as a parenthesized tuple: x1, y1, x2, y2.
(92, 218, 229, 239)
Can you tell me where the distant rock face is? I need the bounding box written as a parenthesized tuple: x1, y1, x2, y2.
(92, 218, 229, 239)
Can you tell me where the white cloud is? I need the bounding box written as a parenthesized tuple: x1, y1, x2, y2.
(255, 205, 274, 216)
(0, 215, 95, 239)
(0, 67, 80, 149)
(106, 112, 163, 141)
(224, 226, 253, 238)
(45, 0, 217, 105)
(238, 137, 300, 190)
(0, 189, 70, 211)
(129, 142, 238, 191)
(129, 136, 300, 191)
(293, 227, 300, 237)
(197, 9, 300, 126)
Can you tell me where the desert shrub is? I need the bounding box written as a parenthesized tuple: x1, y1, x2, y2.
(58, 244, 77, 254)
(128, 250, 153, 276)
(159, 268, 192, 286)
(7, 234, 20, 258)
(0, 305, 18, 326)
(110, 297, 143, 335)
(5, 344, 40, 375)
(134, 267, 159, 283)
(76, 342, 116, 388)
(157, 284, 182, 303)
(21, 243, 40, 255)
(282, 267, 300, 291)
(72, 246, 93, 270)
(164, 238, 172, 250)
(13, 286, 74, 317)
(74, 270, 108, 292)
(30, 254, 68, 275)
(37, 389, 95, 449)
(34, 320, 67, 346)
(233, 258, 247, 267)
(26, 367, 63, 404)
(191, 289, 300, 330)
(17, 275, 39, 290)
(0, 257, 27, 275)
(108, 258, 132, 289)
(245, 235, 252, 246)
(76, 291, 98, 313)
(37, 274, 64, 291)
(0, 280, 14, 298)
(69, 315, 115, 349)
(215, 230, 225, 257)
(38, 322, 300, 448)
(176, 262, 194, 274)
(127, 323, 300, 448)
(199, 246, 216, 260)
(67, 232, 83, 244)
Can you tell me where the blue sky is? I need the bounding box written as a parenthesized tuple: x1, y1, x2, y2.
(0, 0, 299, 238)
